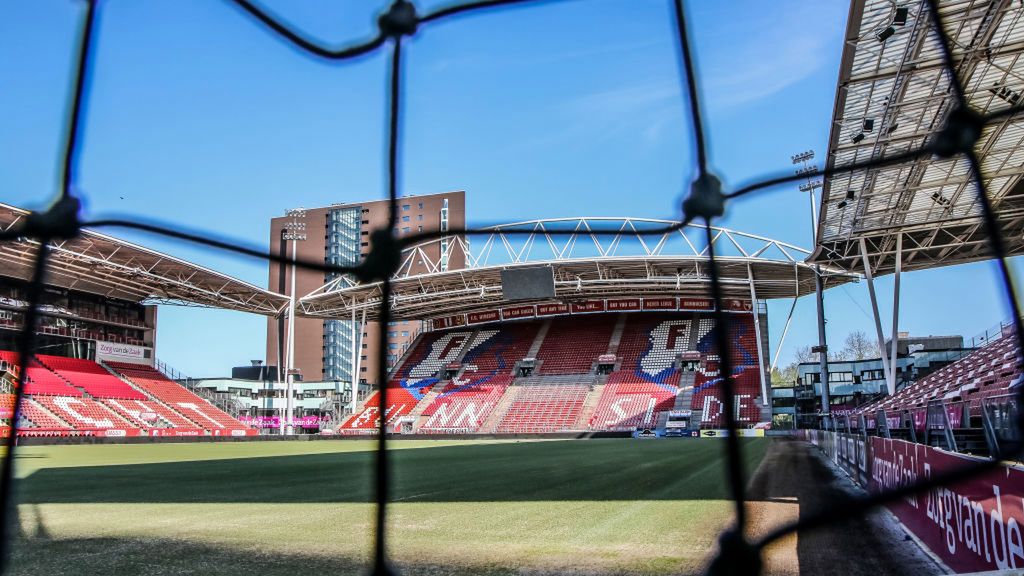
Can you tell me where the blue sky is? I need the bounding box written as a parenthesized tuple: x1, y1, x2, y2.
(1, 0, 1020, 377)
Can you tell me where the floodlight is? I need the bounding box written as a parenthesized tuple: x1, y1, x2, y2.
(837, 201, 848, 209)
(852, 132, 866, 143)
(877, 26, 895, 42)
(846, 190, 856, 200)
(886, 123, 899, 135)
(893, 7, 909, 25)
(863, 118, 874, 132)
(791, 150, 815, 164)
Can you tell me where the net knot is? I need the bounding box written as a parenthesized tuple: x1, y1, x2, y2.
(933, 106, 983, 158)
(356, 229, 401, 283)
(683, 171, 726, 222)
(379, 1, 418, 38)
(706, 529, 761, 576)
(17, 195, 82, 241)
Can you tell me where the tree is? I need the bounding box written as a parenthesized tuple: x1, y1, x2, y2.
(793, 345, 816, 364)
(841, 330, 878, 361)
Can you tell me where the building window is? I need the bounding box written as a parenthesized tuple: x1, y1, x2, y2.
(418, 202, 424, 209)
(417, 214, 423, 221)
(401, 331, 408, 337)
(402, 215, 410, 222)
(418, 225, 423, 232)
(402, 227, 410, 233)
(439, 198, 450, 271)
(402, 204, 410, 211)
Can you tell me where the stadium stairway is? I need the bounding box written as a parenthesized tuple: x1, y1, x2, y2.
(572, 375, 607, 430)
(655, 410, 670, 430)
(407, 380, 451, 430)
(525, 320, 551, 360)
(675, 371, 695, 412)
(604, 314, 628, 357)
(479, 383, 523, 432)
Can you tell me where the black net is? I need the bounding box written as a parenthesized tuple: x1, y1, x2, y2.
(2, 1, 1023, 575)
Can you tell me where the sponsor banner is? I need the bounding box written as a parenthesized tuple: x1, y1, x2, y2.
(642, 297, 677, 310)
(805, 432, 1024, 573)
(501, 305, 536, 320)
(868, 437, 1024, 573)
(433, 315, 466, 330)
(237, 415, 324, 428)
(597, 354, 617, 363)
(467, 310, 500, 325)
(148, 429, 206, 437)
(571, 300, 605, 313)
(699, 429, 765, 438)
(536, 303, 569, 316)
(606, 298, 640, 311)
(724, 299, 754, 313)
(95, 341, 151, 364)
(669, 410, 692, 417)
(13, 428, 143, 438)
(679, 298, 715, 311)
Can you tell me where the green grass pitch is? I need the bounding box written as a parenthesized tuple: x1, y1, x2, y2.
(8, 438, 768, 575)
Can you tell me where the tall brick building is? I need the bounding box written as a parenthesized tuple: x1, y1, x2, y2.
(266, 191, 466, 385)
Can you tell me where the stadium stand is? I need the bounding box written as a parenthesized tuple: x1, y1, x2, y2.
(34, 395, 132, 429)
(105, 361, 248, 431)
(339, 329, 479, 432)
(103, 398, 197, 429)
(36, 355, 148, 400)
(336, 312, 768, 434)
(857, 330, 1022, 421)
(21, 398, 71, 429)
(0, 350, 254, 435)
(418, 323, 540, 432)
(495, 375, 591, 433)
(688, 314, 764, 428)
(691, 363, 764, 428)
(420, 374, 514, 432)
(536, 316, 614, 374)
(0, 394, 12, 419)
(24, 364, 83, 397)
(588, 314, 685, 430)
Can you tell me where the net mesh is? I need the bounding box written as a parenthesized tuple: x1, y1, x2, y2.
(2, 1, 1023, 574)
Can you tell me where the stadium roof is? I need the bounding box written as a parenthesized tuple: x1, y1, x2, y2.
(299, 217, 855, 321)
(811, 0, 1024, 275)
(0, 203, 290, 316)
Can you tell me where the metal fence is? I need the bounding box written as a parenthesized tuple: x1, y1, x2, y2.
(1, 0, 1023, 574)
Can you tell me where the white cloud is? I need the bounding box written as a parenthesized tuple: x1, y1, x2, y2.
(698, 0, 847, 108)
